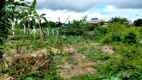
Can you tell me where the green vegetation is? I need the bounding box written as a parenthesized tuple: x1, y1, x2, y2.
(134, 18, 142, 27)
(0, 0, 142, 80)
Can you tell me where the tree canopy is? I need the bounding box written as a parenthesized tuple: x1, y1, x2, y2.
(0, 0, 36, 62)
(134, 18, 142, 27)
(110, 17, 129, 24)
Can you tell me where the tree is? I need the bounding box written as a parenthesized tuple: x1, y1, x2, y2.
(0, 0, 33, 65)
(0, 0, 7, 62)
(110, 17, 129, 24)
(134, 18, 142, 27)
(46, 21, 58, 28)
(63, 17, 88, 35)
(33, 11, 48, 40)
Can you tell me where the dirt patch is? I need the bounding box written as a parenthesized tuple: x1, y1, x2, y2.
(51, 47, 59, 54)
(7, 48, 47, 57)
(64, 45, 76, 54)
(0, 73, 14, 80)
(89, 41, 100, 46)
(30, 48, 47, 57)
(58, 53, 96, 79)
(58, 61, 96, 78)
(73, 53, 86, 62)
(3, 48, 47, 68)
(51, 45, 76, 54)
(101, 46, 114, 54)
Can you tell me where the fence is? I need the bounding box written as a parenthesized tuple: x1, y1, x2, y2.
(11, 27, 59, 36)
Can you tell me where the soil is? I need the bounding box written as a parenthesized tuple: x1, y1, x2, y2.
(58, 53, 96, 79)
(101, 45, 114, 54)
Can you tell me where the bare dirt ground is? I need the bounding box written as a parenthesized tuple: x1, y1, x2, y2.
(58, 53, 96, 79)
(51, 45, 96, 78)
(101, 45, 114, 54)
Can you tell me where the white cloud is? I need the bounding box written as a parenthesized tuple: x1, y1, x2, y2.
(36, 9, 89, 22)
(102, 6, 142, 21)
(103, 5, 115, 12)
(36, 4, 142, 22)
(35, 0, 142, 12)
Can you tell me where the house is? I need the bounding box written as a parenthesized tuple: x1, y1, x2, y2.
(87, 18, 104, 24)
(87, 18, 109, 26)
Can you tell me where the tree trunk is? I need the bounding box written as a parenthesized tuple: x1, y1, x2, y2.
(39, 20, 45, 40)
(28, 19, 32, 34)
(0, 40, 4, 66)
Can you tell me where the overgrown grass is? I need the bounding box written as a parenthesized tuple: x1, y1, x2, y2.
(1, 20, 142, 80)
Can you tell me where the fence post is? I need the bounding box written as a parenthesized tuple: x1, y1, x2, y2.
(12, 23, 15, 36)
(56, 30, 59, 36)
(31, 26, 36, 34)
(47, 28, 49, 35)
(52, 29, 54, 35)
(23, 24, 26, 34)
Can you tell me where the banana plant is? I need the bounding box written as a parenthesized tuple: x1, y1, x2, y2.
(17, 0, 47, 40)
(17, 0, 37, 37)
(0, 0, 34, 66)
(33, 10, 48, 40)
(21, 0, 48, 40)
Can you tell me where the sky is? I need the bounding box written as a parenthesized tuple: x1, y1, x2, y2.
(27, 0, 142, 22)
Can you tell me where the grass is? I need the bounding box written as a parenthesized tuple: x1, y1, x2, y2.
(2, 35, 102, 79)
(2, 24, 142, 80)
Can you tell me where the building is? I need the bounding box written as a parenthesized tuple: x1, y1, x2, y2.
(87, 18, 104, 24)
(87, 18, 109, 27)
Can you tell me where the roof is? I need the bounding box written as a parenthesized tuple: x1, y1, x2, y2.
(87, 19, 104, 24)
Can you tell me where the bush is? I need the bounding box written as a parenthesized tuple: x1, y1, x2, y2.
(137, 27, 142, 39)
(94, 27, 108, 41)
(101, 32, 121, 44)
(70, 74, 104, 80)
(63, 29, 84, 35)
(62, 19, 88, 36)
(121, 28, 140, 44)
(134, 18, 142, 27)
(63, 35, 81, 45)
(31, 40, 42, 49)
(100, 23, 140, 44)
(95, 44, 142, 80)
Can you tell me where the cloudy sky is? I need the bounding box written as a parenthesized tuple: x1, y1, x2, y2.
(28, 0, 142, 22)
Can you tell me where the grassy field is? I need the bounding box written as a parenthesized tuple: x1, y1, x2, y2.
(1, 20, 142, 80)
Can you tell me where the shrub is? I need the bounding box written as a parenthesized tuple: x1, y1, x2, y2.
(94, 27, 108, 41)
(134, 18, 142, 27)
(121, 28, 140, 44)
(63, 35, 81, 45)
(101, 23, 140, 44)
(70, 74, 104, 80)
(137, 27, 142, 39)
(96, 44, 142, 80)
(31, 40, 42, 49)
(101, 32, 121, 44)
(62, 19, 88, 36)
(111, 33, 121, 42)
